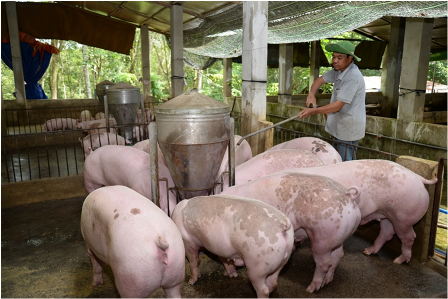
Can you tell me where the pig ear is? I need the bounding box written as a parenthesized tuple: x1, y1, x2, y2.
(348, 186, 361, 203)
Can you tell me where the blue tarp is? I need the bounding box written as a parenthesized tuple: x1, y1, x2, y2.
(1, 41, 53, 99)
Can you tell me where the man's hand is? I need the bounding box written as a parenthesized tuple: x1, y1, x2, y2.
(306, 94, 317, 108)
(299, 107, 314, 119)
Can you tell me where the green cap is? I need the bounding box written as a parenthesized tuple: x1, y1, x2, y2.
(326, 41, 361, 62)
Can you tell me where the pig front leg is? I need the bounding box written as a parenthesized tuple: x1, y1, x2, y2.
(219, 257, 238, 277)
(363, 219, 395, 257)
(87, 248, 104, 286)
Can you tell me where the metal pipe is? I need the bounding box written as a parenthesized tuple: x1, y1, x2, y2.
(237, 115, 298, 145)
(104, 95, 110, 132)
(149, 122, 160, 207)
(229, 118, 235, 187)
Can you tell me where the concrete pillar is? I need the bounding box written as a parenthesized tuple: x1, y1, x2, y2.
(278, 43, 293, 115)
(380, 17, 405, 118)
(309, 40, 320, 92)
(241, 1, 268, 156)
(397, 17, 433, 129)
(170, 4, 184, 98)
(140, 25, 152, 110)
(223, 58, 232, 100)
(6, 2, 27, 106)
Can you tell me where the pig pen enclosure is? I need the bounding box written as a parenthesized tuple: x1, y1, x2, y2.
(1, 103, 447, 298)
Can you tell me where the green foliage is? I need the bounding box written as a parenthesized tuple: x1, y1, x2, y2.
(115, 73, 138, 86)
(2, 29, 447, 101)
(150, 73, 167, 99)
(1, 60, 15, 100)
(428, 61, 447, 85)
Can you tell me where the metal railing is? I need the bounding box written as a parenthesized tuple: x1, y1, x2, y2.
(272, 126, 399, 161)
(1, 123, 151, 183)
(3, 100, 165, 136)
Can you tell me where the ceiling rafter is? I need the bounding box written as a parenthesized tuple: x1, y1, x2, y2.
(149, 1, 204, 19)
(107, 1, 126, 18)
(56, 1, 138, 28)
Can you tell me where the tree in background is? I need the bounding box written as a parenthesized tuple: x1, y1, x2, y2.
(1, 30, 446, 100)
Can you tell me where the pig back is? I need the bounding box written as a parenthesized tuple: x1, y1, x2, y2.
(234, 149, 325, 185)
(174, 195, 292, 251)
(268, 137, 342, 164)
(222, 172, 362, 238)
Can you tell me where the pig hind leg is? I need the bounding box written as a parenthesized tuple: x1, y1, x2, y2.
(363, 219, 395, 256)
(306, 230, 335, 293)
(392, 223, 416, 264)
(83, 172, 105, 193)
(246, 268, 270, 298)
(306, 250, 332, 293)
(163, 284, 183, 298)
(184, 243, 202, 285)
(87, 248, 104, 286)
(325, 245, 344, 284)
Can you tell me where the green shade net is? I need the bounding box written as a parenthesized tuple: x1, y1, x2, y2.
(179, 1, 447, 69)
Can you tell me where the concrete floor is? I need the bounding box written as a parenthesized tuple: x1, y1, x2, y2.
(1, 195, 447, 298)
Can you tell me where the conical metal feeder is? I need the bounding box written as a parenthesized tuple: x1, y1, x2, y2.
(155, 89, 231, 200)
(106, 82, 141, 145)
(95, 80, 115, 105)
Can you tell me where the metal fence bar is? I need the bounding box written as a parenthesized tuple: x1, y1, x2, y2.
(267, 113, 448, 152)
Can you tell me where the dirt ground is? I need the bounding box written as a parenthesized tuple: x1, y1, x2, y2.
(1, 195, 447, 298)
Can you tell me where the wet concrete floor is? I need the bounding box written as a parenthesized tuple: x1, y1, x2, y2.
(1, 195, 447, 298)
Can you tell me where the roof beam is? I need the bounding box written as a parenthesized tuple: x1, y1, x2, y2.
(353, 29, 386, 42)
(107, 1, 126, 18)
(149, 1, 204, 19)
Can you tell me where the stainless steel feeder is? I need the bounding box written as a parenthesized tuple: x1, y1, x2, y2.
(106, 82, 141, 145)
(95, 80, 115, 105)
(155, 89, 231, 200)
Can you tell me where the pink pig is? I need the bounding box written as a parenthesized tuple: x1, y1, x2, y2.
(81, 185, 185, 298)
(83, 145, 177, 215)
(77, 118, 118, 133)
(267, 137, 342, 164)
(43, 118, 78, 131)
(216, 135, 253, 182)
(220, 172, 362, 293)
(278, 159, 438, 264)
(220, 149, 325, 190)
(79, 132, 128, 158)
(133, 139, 167, 166)
(171, 194, 294, 298)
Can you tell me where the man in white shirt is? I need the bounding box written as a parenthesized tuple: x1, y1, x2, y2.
(299, 41, 366, 161)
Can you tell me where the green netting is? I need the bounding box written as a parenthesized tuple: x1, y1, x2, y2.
(180, 1, 447, 68)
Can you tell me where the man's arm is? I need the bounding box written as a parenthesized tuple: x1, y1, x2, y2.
(306, 76, 326, 108)
(298, 100, 345, 119)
